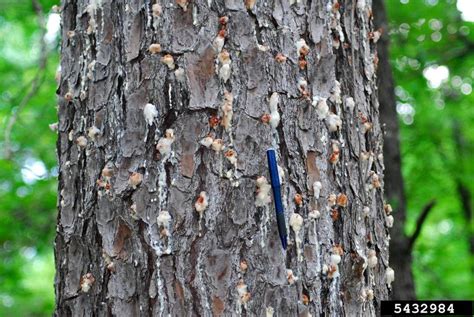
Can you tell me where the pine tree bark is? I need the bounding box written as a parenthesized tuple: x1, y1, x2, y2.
(55, 0, 391, 315)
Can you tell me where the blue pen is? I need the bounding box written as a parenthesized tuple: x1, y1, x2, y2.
(266, 149, 288, 250)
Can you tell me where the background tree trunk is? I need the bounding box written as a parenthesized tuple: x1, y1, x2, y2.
(55, 0, 391, 315)
(373, 0, 417, 300)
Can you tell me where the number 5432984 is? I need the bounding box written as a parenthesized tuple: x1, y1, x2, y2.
(393, 303, 454, 314)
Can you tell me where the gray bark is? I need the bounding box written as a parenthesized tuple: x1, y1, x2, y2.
(55, 0, 390, 316)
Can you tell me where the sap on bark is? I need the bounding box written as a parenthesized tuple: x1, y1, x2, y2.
(211, 139, 224, 152)
(194, 191, 208, 217)
(176, 0, 189, 11)
(128, 172, 143, 189)
(200, 136, 214, 148)
(86, 60, 96, 80)
(360, 112, 373, 133)
(357, 0, 367, 11)
(308, 209, 321, 219)
(209, 115, 221, 129)
(367, 249, 378, 268)
(96, 179, 111, 193)
(345, 97, 355, 113)
(101, 166, 113, 179)
(148, 43, 162, 54)
(326, 245, 344, 279)
(76, 136, 87, 149)
(360, 151, 371, 161)
(268, 92, 280, 129)
(313, 181, 322, 199)
(236, 279, 251, 306)
(213, 30, 226, 53)
(64, 91, 73, 102)
(219, 16, 229, 26)
(294, 194, 303, 207)
(102, 251, 115, 273)
(195, 191, 208, 232)
(152, 3, 162, 16)
(255, 176, 271, 207)
(296, 38, 310, 57)
(361, 288, 374, 302)
(368, 29, 382, 43)
(386, 267, 395, 288)
(298, 59, 308, 70)
(161, 54, 175, 70)
(143, 103, 158, 126)
(363, 206, 371, 218)
(313, 96, 329, 119)
(87, 126, 101, 141)
(369, 171, 381, 189)
(218, 50, 231, 83)
(79, 90, 87, 101)
(289, 213, 304, 233)
(289, 0, 303, 6)
(157, 210, 172, 237)
(328, 193, 337, 207)
(224, 149, 237, 166)
(174, 68, 186, 83)
(296, 38, 310, 70)
(301, 293, 310, 306)
(220, 90, 233, 131)
(257, 44, 270, 52)
(323, 264, 339, 279)
(330, 253, 341, 266)
(80, 273, 95, 293)
(286, 269, 299, 285)
(289, 213, 304, 261)
(66, 30, 76, 39)
(384, 203, 393, 214)
(329, 141, 340, 165)
(265, 307, 275, 317)
(239, 259, 248, 273)
(330, 80, 342, 105)
(333, 244, 344, 256)
(130, 203, 139, 220)
(260, 113, 271, 124)
(298, 78, 310, 99)
(275, 53, 287, 63)
(278, 165, 285, 184)
(244, 0, 256, 10)
(85, 1, 100, 34)
(326, 112, 342, 132)
(156, 129, 175, 158)
(336, 193, 348, 207)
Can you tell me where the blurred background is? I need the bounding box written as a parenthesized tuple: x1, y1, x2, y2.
(0, 0, 472, 315)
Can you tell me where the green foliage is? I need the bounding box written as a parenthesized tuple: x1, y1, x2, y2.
(0, 0, 59, 315)
(387, 0, 473, 299)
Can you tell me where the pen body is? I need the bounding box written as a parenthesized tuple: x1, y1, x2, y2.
(266, 149, 288, 249)
(272, 185, 284, 214)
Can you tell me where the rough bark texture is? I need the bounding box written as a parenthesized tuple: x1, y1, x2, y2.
(373, 0, 416, 300)
(55, 0, 390, 315)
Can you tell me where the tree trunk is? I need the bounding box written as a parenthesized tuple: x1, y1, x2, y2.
(372, 0, 416, 300)
(55, 0, 391, 315)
